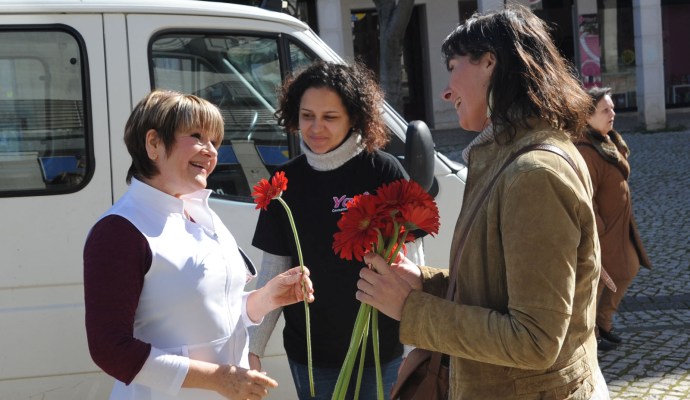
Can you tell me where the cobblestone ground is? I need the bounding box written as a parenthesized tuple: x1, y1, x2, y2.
(600, 130, 690, 400)
(435, 129, 690, 400)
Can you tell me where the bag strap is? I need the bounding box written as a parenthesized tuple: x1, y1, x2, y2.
(424, 143, 581, 378)
(445, 143, 580, 301)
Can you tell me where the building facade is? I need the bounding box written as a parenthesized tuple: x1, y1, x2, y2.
(292, 0, 690, 130)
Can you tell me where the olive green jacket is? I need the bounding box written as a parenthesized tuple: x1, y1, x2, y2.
(400, 123, 601, 399)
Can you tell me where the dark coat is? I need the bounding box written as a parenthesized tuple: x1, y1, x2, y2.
(576, 128, 652, 271)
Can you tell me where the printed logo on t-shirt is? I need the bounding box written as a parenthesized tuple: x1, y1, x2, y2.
(332, 192, 370, 213)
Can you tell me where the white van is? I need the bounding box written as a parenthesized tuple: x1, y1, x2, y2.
(0, 1, 467, 398)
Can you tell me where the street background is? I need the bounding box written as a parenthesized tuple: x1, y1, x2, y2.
(431, 110, 690, 400)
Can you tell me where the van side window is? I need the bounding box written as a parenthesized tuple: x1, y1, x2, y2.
(151, 34, 316, 200)
(0, 29, 88, 196)
(289, 41, 316, 73)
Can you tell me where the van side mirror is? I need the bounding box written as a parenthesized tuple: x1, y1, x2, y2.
(404, 120, 435, 193)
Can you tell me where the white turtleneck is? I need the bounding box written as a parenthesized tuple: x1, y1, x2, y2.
(300, 131, 364, 171)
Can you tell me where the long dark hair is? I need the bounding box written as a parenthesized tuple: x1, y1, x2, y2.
(441, 4, 590, 141)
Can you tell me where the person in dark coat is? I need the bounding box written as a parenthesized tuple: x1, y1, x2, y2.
(577, 86, 652, 351)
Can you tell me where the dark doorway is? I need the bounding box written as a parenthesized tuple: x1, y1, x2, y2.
(532, 0, 576, 62)
(351, 6, 428, 122)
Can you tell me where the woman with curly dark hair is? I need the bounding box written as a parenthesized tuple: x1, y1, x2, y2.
(248, 61, 422, 399)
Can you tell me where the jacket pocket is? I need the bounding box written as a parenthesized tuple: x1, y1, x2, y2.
(514, 355, 592, 399)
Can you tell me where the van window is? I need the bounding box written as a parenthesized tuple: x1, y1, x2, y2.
(0, 29, 88, 196)
(151, 33, 316, 200)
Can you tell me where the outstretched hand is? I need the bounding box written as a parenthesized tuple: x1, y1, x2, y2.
(356, 253, 415, 321)
(267, 266, 315, 307)
(214, 364, 278, 400)
(247, 266, 314, 323)
(184, 360, 277, 400)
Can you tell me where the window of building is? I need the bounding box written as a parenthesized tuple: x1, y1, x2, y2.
(351, 6, 429, 122)
(662, 0, 690, 107)
(594, 0, 636, 110)
(0, 29, 88, 196)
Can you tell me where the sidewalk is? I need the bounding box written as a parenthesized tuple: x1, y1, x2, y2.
(430, 107, 690, 156)
(600, 129, 690, 399)
(432, 126, 690, 399)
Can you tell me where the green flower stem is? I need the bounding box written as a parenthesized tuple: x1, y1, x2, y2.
(276, 197, 304, 268)
(375, 230, 385, 256)
(332, 303, 371, 400)
(383, 221, 401, 262)
(333, 234, 407, 400)
(372, 308, 383, 400)
(389, 231, 408, 262)
(353, 316, 370, 400)
(276, 197, 314, 397)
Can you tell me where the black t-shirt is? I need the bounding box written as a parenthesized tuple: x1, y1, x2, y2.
(252, 150, 408, 367)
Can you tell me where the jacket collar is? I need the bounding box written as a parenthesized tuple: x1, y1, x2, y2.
(580, 127, 630, 179)
(463, 119, 567, 164)
(129, 177, 216, 230)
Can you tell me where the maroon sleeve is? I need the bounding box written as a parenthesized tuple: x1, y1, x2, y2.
(83, 214, 152, 384)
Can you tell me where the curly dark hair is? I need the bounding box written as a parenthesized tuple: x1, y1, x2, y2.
(441, 4, 591, 141)
(275, 60, 389, 153)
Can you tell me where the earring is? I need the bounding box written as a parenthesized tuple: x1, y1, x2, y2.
(486, 90, 494, 119)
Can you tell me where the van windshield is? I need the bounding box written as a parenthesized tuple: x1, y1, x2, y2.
(151, 33, 316, 199)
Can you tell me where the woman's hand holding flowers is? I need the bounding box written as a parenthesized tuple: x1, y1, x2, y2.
(331, 179, 440, 399)
(252, 171, 315, 396)
(248, 266, 314, 323)
(385, 252, 423, 290)
(268, 266, 314, 307)
(357, 255, 412, 321)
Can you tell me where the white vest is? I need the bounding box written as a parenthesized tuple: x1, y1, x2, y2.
(105, 179, 255, 399)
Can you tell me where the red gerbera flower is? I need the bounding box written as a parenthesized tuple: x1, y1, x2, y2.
(252, 171, 288, 210)
(331, 178, 441, 400)
(251, 171, 315, 395)
(332, 194, 382, 261)
(374, 179, 439, 234)
(401, 204, 440, 236)
(374, 180, 405, 219)
(396, 179, 437, 210)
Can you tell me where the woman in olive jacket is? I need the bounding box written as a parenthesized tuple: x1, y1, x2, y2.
(577, 87, 652, 350)
(356, 6, 609, 399)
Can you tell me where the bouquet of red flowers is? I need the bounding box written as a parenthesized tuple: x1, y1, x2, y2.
(331, 178, 440, 400)
(252, 171, 315, 397)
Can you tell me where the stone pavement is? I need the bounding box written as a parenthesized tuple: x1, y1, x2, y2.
(601, 130, 690, 399)
(432, 126, 690, 400)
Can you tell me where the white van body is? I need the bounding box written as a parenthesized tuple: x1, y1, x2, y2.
(0, 1, 466, 398)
